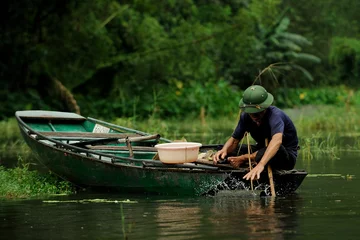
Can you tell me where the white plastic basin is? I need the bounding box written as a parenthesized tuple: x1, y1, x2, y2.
(154, 142, 202, 164)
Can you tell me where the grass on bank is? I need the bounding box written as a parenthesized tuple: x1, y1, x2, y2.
(0, 159, 73, 199)
(112, 105, 360, 142)
(2, 105, 360, 143)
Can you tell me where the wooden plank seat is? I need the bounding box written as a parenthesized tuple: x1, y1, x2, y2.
(40, 131, 142, 139)
(36, 132, 161, 143)
(86, 145, 157, 152)
(16, 110, 86, 121)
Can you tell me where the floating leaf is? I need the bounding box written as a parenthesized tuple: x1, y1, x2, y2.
(43, 198, 138, 204)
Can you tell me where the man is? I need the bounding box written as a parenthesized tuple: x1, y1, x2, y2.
(213, 85, 299, 181)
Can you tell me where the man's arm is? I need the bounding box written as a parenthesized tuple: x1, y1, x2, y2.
(213, 137, 240, 163)
(243, 133, 283, 180)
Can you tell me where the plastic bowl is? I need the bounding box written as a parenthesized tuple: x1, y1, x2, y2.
(154, 142, 202, 164)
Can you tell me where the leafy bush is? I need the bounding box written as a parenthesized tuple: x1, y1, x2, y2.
(329, 37, 360, 85)
(276, 85, 359, 107)
(77, 78, 242, 120)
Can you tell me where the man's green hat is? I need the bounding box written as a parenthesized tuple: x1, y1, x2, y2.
(239, 85, 274, 113)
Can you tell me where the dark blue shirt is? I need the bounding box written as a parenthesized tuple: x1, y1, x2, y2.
(232, 106, 299, 158)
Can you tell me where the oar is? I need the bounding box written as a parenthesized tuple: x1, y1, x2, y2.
(70, 134, 160, 148)
(265, 138, 276, 197)
(70, 137, 119, 147)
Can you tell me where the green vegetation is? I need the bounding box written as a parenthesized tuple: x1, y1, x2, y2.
(0, 160, 73, 199)
(120, 203, 133, 240)
(42, 199, 137, 204)
(0, 118, 21, 141)
(2, 0, 360, 120)
(329, 37, 360, 85)
(276, 85, 360, 108)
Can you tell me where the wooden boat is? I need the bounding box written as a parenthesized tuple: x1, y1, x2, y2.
(15, 110, 307, 196)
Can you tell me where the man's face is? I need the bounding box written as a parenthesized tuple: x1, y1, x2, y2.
(249, 110, 266, 126)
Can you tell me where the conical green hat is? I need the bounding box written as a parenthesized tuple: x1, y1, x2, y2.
(239, 85, 274, 113)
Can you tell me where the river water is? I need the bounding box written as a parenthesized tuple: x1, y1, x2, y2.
(1, 148, 360, 239)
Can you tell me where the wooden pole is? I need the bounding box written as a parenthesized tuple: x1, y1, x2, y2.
(265, 139, 276, 197)
(246, 133, 254, 191)
(125, 137, 134, 158)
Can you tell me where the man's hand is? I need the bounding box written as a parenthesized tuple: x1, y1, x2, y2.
(213, 150, 227, 164)
(243, 163, 265, 181)
(228, 155, 247, 168)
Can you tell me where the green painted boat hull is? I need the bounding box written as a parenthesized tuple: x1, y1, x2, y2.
(23, 133, 225, 195)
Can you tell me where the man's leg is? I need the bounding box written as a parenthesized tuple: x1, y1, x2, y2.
(254, 145, 295, 170)
(227, 144, 259, 158)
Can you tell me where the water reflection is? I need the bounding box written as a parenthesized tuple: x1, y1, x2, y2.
(149, 193, 302, 240)
(155, 202, 202, 240)
(207, 193, 301, 239)
(0, 193, 302, 240)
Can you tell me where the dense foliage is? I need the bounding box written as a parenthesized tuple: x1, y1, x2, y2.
(1, 0, 359, 120)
